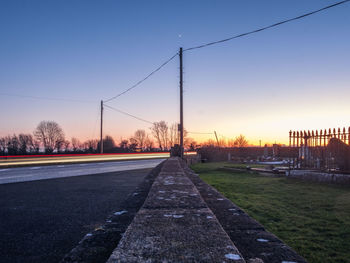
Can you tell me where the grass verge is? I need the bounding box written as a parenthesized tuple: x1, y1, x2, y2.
(191, 162, 350, 263)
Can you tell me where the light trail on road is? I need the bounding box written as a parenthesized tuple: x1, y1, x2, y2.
(0, 152, 171, 167)
(0, 159, 165, 184)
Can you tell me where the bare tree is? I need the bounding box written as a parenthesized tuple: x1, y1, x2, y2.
(18, 134, 34, 154)
(144, 135, 154, 151)
(202, 139, 216, 147)
(0, 137, 6, 155)
(133, 129, 146, 150)
(158, 121, 169, 150)
(151, 122, 163, 150)
(99, 135, 115, 152)
(6, 135, 20, 155)
(227, 138, 236, 147)
(34, 121, 65, 153)
(128, 138, 138, 151)
(185, 138, 197, 151)
(32, 138, 40, 153)
(119, 139, 128, 150)
(183, 129, 193, 149)
(85, 139, 98, 153)
(218, 138, 227, 147)
(234, 134, 249, 147)
(169, 123, 179, 147)
(71, 137, 81, 152)
(63, 140, 70, 152)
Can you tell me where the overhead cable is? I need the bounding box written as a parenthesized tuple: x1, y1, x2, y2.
(103, 103, 155, 125)
(184, 0, 350, 51)
(104, 52, 178, 103)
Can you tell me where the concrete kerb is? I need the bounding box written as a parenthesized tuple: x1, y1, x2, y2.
(107, 157, 245, 262)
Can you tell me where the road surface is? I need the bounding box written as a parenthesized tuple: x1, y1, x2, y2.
(0, 168, 154, 263)
(0, 159, 165, 184)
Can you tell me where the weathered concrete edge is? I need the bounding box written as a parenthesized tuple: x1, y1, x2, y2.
(180, 160, 307, 263)
(60, 161, 165, 263)
(106, 157, 246, 262)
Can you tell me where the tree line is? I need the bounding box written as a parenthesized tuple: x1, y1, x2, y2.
(200, 134, 249, 148)
(0, 120, 249, 156)
(0, 120, 197, 155)
(0, 121, 100, 155)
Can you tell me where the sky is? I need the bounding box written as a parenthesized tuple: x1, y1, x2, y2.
(1, 0, 349, 145)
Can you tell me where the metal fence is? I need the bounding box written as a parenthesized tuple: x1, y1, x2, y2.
(289, 127, 350, 172)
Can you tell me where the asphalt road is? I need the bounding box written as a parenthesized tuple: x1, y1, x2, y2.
(0, 168, 155, 263)
(0, 159, 165, 184)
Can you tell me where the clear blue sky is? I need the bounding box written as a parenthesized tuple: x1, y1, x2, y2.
(1, 0, 349, 144)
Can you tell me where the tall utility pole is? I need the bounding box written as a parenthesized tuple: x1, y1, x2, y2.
(179, 47, 184, 158)
(100, 100, 103, 154)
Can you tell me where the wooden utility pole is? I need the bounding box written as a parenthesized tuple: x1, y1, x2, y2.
(100, 100, 103, 154)
(179, 47, 184, 157)
(214, 131, 220, 147)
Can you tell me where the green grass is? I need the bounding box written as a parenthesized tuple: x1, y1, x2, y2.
(191, 162, 350, 263)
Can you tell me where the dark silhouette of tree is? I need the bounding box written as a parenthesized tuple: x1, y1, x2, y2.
(151, 122, 163, 150)
(234, 134, 249, 147)
(133, 129, 146, 150)
(71, 137, 81, 152)
(18, 134, 34, 154)
(119, 139, 128, 150)
(63, 140, 70, 152)
(144, 135, 154, 151)
(0, 137, 5, 155)
(6, 135, 20, 155)
(98, 135, 115, 152)
(185, 138, 197, 151)
(128, 138, 138, 152)
(34, 121, 65, 153)
(202, 139, 216, 147)
(169, 123, 179, 148)
(85, 139, 98, 153)
(158, 121, 169, 150)
(32, 138, 40, 153)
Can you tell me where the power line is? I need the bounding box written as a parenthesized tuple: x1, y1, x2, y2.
(0, 92, 95, 103)
(103, 103, 154, 125)
(184, 0, 350, 51)
(104, 104, 213, 134)
(104, 52, 178, 103)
